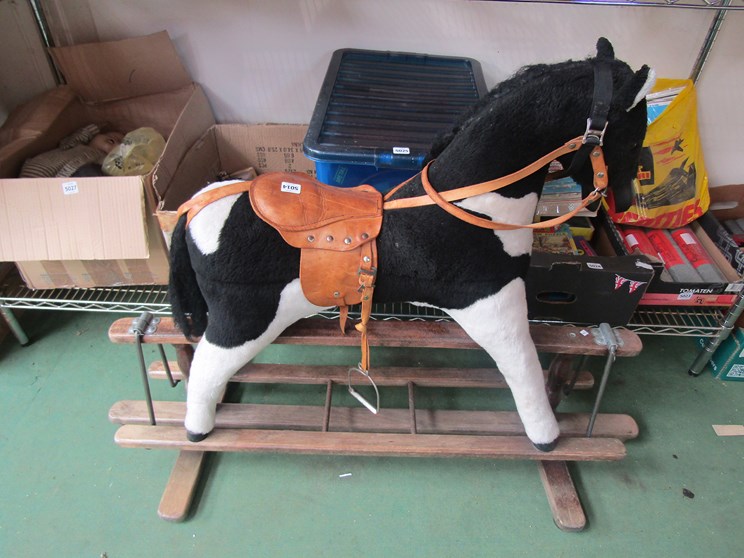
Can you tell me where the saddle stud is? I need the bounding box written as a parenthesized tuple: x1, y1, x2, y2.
(344, 237, 352, 245)
(361, 233, 369, 240)
(307, 235, 315, 242)
(326, 235, 334, 242)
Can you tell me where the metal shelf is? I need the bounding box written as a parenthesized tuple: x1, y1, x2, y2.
(484, 0, 742, 11)
(0, 277, 728, 337)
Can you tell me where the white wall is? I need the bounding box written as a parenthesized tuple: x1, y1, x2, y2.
(0, 0, 56, 122)
(13, 0, 744, 186)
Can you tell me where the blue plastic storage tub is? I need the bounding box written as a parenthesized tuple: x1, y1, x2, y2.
(303, 49, 487, 193)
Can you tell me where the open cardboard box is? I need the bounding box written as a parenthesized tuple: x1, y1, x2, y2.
(599, 210, 743, 307)
(0, 32, 215, 289)
(699, 184, 744, 275)
(152, 123, 316, 246)
(526, 223, 653, 326)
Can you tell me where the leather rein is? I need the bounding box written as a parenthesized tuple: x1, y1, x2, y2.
(382, 134, 609, 230)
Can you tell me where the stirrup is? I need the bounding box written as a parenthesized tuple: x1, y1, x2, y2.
(347, 363, 380, 415)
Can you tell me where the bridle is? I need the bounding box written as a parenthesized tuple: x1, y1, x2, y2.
(382, 59, 615, 231)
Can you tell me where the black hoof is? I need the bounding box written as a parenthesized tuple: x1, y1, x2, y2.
(186, 430, 210, 443)
(533, 439, 559, 452)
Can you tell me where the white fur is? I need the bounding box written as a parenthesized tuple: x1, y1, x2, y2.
(627, 67, 657, 112)
(443, 278, 560, 444)
(455, 192, 538, 256)
(184, 279, 328, 435)
(188, 180, 245, 255)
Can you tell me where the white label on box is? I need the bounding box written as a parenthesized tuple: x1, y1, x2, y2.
(62, 181, 79, 195)
(725, 283, 744, 293)
(678, 291, 694, 300)
(586, 262, 603, 270)
(393, 147, 410, 155)
(280, 181, 302, 194)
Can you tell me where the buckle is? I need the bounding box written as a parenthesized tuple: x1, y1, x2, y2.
(582, 118, 608, 146)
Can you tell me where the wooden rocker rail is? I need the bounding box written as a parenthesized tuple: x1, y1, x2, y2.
(108, 316, 642, 531)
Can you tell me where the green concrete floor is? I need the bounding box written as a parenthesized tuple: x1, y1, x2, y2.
(1, 310, 742, 557)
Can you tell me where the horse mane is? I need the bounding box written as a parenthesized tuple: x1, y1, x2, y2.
(424, 58, 597, 165)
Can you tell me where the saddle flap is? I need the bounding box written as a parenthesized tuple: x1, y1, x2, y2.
(249, 172, 383, 251)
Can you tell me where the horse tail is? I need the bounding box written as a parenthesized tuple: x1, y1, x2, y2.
(168, 215, 208, 339)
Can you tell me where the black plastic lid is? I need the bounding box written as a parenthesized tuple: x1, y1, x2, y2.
(303, 49, 487, 169)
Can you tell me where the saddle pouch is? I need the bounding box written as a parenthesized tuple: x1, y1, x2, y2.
(249, 173, 383, 307)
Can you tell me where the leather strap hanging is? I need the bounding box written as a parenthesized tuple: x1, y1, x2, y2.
(383, 139, 608, 231)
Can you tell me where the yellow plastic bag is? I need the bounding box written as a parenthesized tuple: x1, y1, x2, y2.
(608, 78, 709, 228)
(102, 127, 165, 176)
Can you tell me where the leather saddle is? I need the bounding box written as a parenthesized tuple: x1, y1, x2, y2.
(249, 172, 382, 308)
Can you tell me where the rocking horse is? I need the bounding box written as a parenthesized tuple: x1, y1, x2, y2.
(168, 38, 655, 450)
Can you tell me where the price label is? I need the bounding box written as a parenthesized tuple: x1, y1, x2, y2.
(62, 181, 79, 195)
(280, 181, 302, 194)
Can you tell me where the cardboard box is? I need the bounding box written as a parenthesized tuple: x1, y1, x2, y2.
(698, 328, 744, 381)
(152, 123, 316, 244)
(0, 32, 215, 289)
(526, 226, 653, 326)
(599, 211, 743, 307)
(699, 184, 744, 275)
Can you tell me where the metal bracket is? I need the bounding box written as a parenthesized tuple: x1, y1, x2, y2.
(128, 312, 160, 335)
(592, 323, 623, 350)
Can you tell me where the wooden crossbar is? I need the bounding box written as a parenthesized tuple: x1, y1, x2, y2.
(109, 400, 638, 439)
(115, 425, 627, 461)
(108, 317, 643, 357)
(148, 361, 596, 389)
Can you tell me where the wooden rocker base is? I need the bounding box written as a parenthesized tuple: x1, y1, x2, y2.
(108, 316, 642, 530)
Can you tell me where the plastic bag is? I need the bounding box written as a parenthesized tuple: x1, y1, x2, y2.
(607, 78, 709, 228)
(102, 127, 165, 176)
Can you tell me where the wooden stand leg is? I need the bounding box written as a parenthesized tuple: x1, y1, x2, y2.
(158, 450, 207, 521)
(537, 460, 586, 532)
(159, 341, 200, 521)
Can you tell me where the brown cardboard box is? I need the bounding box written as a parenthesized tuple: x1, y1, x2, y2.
(152, 124, 315, 244)
(0, 31, 215, 289)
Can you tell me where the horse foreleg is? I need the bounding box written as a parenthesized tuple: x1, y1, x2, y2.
(445, 278, 560, 451)
(185, 279, 327, 442)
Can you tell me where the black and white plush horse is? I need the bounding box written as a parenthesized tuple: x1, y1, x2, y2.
(168, 38, 654, 450)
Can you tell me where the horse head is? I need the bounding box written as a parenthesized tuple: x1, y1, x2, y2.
(426, 38, 654, 214)
(566, 38, 655, 213)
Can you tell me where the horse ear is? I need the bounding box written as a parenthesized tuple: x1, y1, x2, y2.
(619, 65, 657, 112)
(596, 37, 615, 60)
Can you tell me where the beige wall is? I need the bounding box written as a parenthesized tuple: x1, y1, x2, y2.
(0, 0, 56, 122)
(4, 0, 742, 186)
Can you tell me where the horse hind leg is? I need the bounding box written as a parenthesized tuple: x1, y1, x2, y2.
(445, 278, 560, 451)
(184, 279, 327, 442)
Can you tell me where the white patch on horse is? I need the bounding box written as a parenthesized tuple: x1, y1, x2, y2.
(454, 192, 537, 256)
(443, 278, 560, 445)
(185, 279, 329, 435)
(188, 180, 245, 255)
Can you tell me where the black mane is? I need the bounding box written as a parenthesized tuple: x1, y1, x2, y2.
(426, 58, 607, 165)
